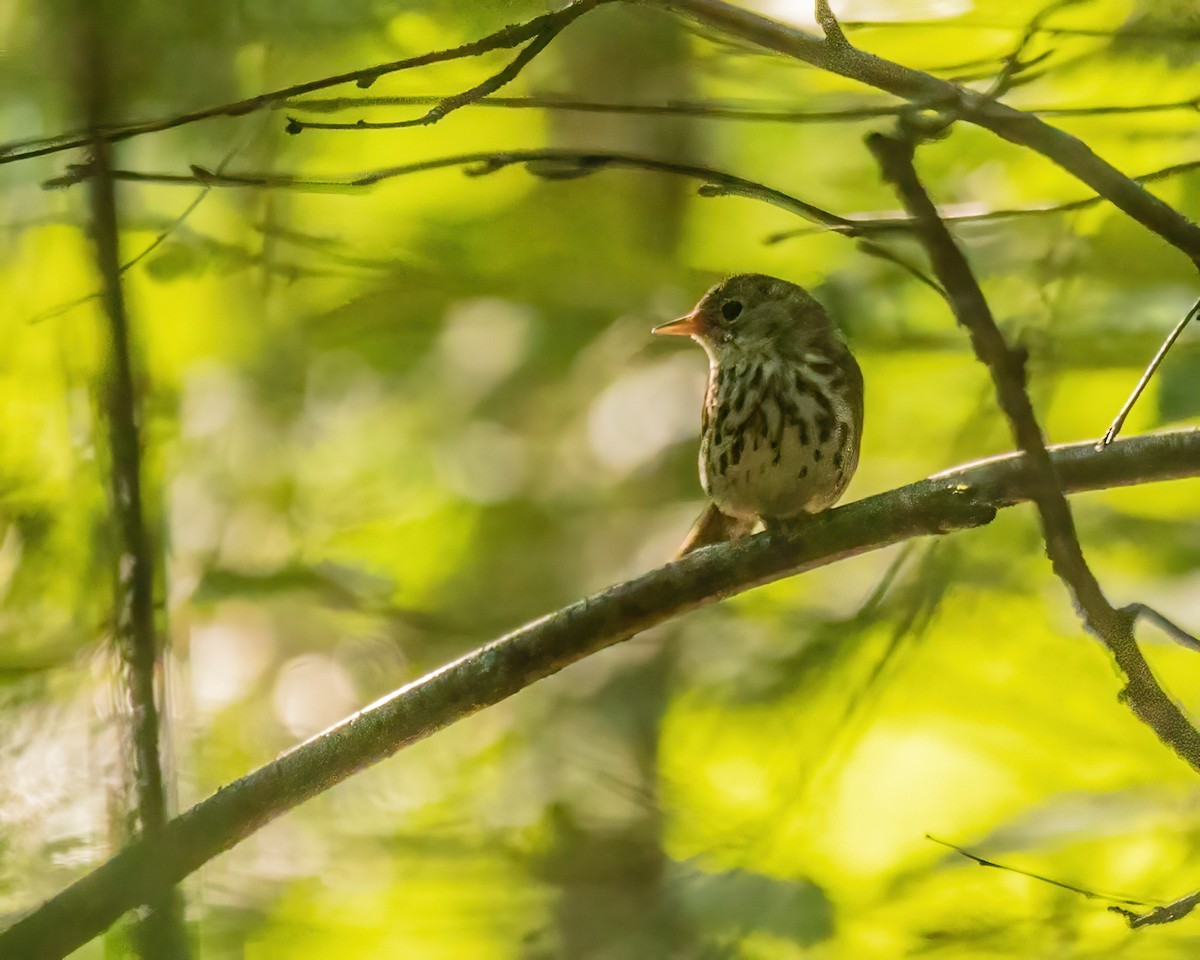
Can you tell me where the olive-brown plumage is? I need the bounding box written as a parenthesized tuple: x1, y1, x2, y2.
(653, 274, 863, 555)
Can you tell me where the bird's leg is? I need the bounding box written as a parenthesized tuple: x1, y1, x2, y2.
(761, 515, 806, 542)
(673, 502, 756, 558)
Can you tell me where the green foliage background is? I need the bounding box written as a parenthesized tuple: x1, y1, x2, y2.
(1, 0, 1200, 956)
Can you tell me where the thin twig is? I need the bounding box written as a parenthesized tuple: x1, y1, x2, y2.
(1, 0, 1195, 263)
(814, 0, 847, 45)
(2, 428, 1199, 960)
(855, 238, 947, 297)
(769, 158, 1200, 242)
(1111, 890, 1200, 927)
(31, 137, 250, 323)
(840, 18, 1200, 40)
(52, 150, 1200, 256)
(30, 192, 210, 323)
(0, 0, 613, 167)
(927, 836, 1155, 908)
(44, 149, 858, 234)
(984, 0, 1079, 101)
(284, 94, 914, 130)
(282, 91, 1200, 125)
(1124, 603, 1200, 653)
(868, 130, 1200, 770)
(44, 147, 1200, 291)
(4, 0, 1197, 264)
(286, 4, 592, 134)
(1099, 297, 1200, 448)
(657, 0, 1200, 262)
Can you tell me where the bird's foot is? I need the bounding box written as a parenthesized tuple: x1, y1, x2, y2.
(761, 515, 807, 544)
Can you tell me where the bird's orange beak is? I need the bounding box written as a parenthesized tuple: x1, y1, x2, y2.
(652, 309, 702, 337)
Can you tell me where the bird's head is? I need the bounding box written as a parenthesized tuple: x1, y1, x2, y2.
(652, 274, 836, 364)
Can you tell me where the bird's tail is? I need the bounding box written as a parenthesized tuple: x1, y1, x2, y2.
(673, 502, 755, 558)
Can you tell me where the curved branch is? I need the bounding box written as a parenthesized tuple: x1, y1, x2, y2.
(44, 149, 857, 234)
(1101, 298, 1200, 447)
(653, 0, 1200, 263)
(82, 27, 189, 957)
(869, 131, 1200, 771)
(3, 429, 1199, 960)
(0, 0, 611, 167)
(7, 0, 1199, 265)
(281, 92, 1200, 128)
(286, 2, 594, 134)
(768, 157, 1200, 242)
(282, 94, 910, 131)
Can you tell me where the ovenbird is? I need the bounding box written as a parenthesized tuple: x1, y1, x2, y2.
(653, 274, 864, 555)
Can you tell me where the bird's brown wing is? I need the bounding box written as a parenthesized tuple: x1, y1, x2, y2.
(673, 502, 756, 558)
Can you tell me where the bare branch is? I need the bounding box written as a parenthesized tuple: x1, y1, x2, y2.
(868, 130, 1200, 771)
(282, 91, 1200, 127)
(2, 429, 1199, 960)
(854, 238, 947, 297)
(44, 149, 858, 235)
(769, 158, 1200, 244)
(285, 94, 911, 131)
(1100, 297, 1200, 448)
(45, 148, 1200, 299)
(1035, 97, 1200, 118)
(5, 0, 1198, 262)
(654, 0, 1200, 263)
(0, 0, 613, 167)
(85, 87, 188, 960)
(814, 0, 847, 46)
(927, 835, 1155, 909)
(1112, 890, 1200, 928)
(840, 18, 1200, 41)
(984, 0, 1081, 101)
(286, 3, 593, 135)
(1124, 603, 1200, 654)
(31, 137, 251, 324)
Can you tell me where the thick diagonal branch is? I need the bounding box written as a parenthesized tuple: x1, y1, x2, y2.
(2, 429, 1199, 960)
(868, 131, 1200, 772)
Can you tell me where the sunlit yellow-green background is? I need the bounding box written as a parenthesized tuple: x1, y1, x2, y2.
(2, 0, 1200, 956)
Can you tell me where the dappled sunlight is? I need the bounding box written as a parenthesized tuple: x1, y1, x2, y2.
(3, 0, 1200, 956)
(587, 354, 706, 472)
(272, 653, 360, 740)
(817, 725, 1021, 879)
(188, 610, 277, 715)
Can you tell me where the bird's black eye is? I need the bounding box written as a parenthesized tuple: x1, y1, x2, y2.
(721, 300, 743, 321)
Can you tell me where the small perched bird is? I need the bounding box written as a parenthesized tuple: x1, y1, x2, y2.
(653, 274, 864, 556)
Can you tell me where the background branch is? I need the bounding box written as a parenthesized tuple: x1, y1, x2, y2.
(1100, 297, 1200, 447)
(3, 0, 1196, 268)
(281, 92, 1200, 130)
(927, 835, 1155, 910)
(655, 0, 1200, 262)
(286, 0, 596, 134)
(1113, 890, 1200, 928)
(0, 0, 614, 167)
(85, 62, 188, 960)
(769, 157, 1200, 242)
(868, 130, 1200, 771)
(45, 149, 857, 234)
(53, 146, 1198, 256)
(2, 429, 1199, 960)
